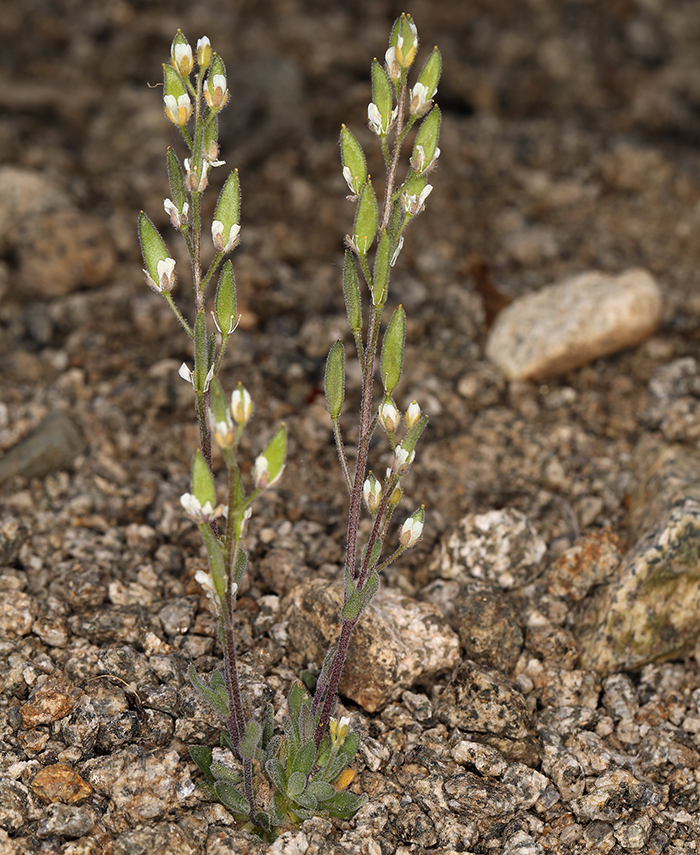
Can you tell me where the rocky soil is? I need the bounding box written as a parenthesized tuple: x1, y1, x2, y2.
(3, 0, 700, 852)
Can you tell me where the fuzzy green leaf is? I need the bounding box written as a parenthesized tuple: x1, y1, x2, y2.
(341, 570, 379, 621)
(322, 790, 366, 819)
(292, 739, 316, 778)
(189, 745, 214, 780)
(337, 730, 360, 762)
(214, 781, 249, 815)
(266, 757, 286, 792)
(210, 762, 242, 786)
(287, 770, 307, 800)
(306, 779, 336, 802)
(239, 719, 262, 761)
(188, 666, 228, 718)
(380, 305, 406, 394)
(324, 341, 345, 421)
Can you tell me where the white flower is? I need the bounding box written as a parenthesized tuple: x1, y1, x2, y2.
(385, 46, 401, 80)
(211, 220, 241, 253)
(253, 454, 283, 490)
(405, 400, 421, 429)
(156, 257, 176, 292)
(231, 386, 253, 425)
(196, 37, 212, 67)
(172, 42, 193, 76)
(178, 362, 215, 393)
(411, 144, 440, 174)
(163, 93, 192, 126)
(363, 475, 382, 512)
(164, 198, 180, 229)
(329, 716, 351, 746)
(367, 102, 384, 136)
(342, 165, 361, 198)
(205, 74, 229, 110)
(401, 184, 433, 216)
(394, 444, 415, 473)
(180, 492, 225, 524)
(410, 82, 436, 117)
(378, 399, 400, 434)
(390, 236, 404, 267)
(211, 416, 234, 449)
(399, 514, 423, 548)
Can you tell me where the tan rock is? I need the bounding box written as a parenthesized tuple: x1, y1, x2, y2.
(486, 269, 663, 380)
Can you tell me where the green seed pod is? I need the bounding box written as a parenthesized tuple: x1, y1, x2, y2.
(215, 260, 237, 335)
(352, 180, 377, 256)
(166, 148, 187, 214)
(193, 309, 210, 394)
(401, 413, 429, 459)
(340, 125, 367, 196)
(342, 251, 362, 339)
(411, 106, 441, 172)
(163, 62, 186, 99)
(324, 341, 345, 421)
(255, 425, 287, 489)
(380, 305, 406, 394)
(371, 60, 393, 131)
(138, 212, 172, 290)
(401, 170, 427, 199)
(416, 46, 442, 101)
(212, 170, 241, 253)
(372, 230, 391, 308)
(192, 449, 215, 508)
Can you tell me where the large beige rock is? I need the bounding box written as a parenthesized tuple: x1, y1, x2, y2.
(282, 579, 460, 712)
(578, 441, 700, 674)
(486, 269, 663, 380)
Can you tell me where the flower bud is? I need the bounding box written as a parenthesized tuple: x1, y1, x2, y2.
(399, 506, 424, 548)
(170, 31, 193, 77)
(405, 400, 421, 429)
(204, 56, 229, 110)
(378, 397, 400, 434)
(363, 472, 382, 513)
(389, 13, 419, 70)
(231, 384, 253, 425)
(394, 443, 415, 474)
(329, 716, 351, 748)
(197, 36, 212, 69)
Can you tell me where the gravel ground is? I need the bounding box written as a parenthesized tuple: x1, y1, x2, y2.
(3, 1, 700, 852)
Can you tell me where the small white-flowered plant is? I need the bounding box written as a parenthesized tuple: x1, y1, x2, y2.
(138, 16, 440, 842)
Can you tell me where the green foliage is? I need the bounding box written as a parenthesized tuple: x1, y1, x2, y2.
(324, 341, 345, 421)
(142, 11, 441, 841)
